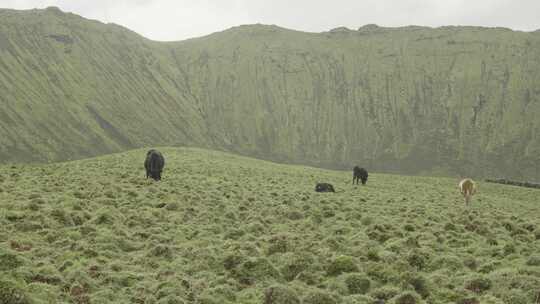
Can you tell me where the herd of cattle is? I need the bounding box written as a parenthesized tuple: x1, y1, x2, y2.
(144, 149, 478, 205)
(313, 166, 369, 193)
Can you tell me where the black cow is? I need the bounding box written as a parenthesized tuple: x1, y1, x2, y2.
(144, 149, 165, 181)
(353, 166, 368, 185)
(315, 183, 335, 193)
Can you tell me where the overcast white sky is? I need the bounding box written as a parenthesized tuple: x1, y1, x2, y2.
(1, 0, 539, 41)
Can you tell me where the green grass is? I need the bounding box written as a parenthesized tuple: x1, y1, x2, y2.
(0, 147, 539, 303)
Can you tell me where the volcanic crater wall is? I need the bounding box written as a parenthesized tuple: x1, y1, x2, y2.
(0, 8, 539, 180)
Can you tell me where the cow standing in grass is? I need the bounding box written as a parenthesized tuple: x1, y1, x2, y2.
(353, 166, 368, 185)
(459, 178, 477, 205)
(144, 149, 165, 181)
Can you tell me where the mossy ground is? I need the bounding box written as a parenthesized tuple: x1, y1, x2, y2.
(0, 147, 539, 303)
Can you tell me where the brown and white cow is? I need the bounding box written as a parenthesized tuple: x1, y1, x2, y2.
(459, 178, 477, 205)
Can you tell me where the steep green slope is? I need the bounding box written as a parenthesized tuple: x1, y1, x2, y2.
(1, 7, 540, 181)
(0, 147, 539, 303)
(0, 7, 208, 161)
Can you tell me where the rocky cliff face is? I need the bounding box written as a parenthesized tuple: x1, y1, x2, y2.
(1, 7, 539, 180)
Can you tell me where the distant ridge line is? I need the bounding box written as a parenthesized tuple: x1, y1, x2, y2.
(485, 179, 540, 189)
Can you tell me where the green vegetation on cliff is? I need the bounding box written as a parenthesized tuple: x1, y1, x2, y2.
(1, 7, 539, 180)
(0, 147, 539, 303)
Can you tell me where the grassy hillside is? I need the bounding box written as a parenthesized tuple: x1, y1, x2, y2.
(0, 147, 539, 303)
(1, 7, 540, 181)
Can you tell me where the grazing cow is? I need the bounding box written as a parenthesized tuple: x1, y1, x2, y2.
(353, 166, 368, 185)
(459, 178, 477, 205)
(144, 149, 165, 181)
(315, 183, 335, 193)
